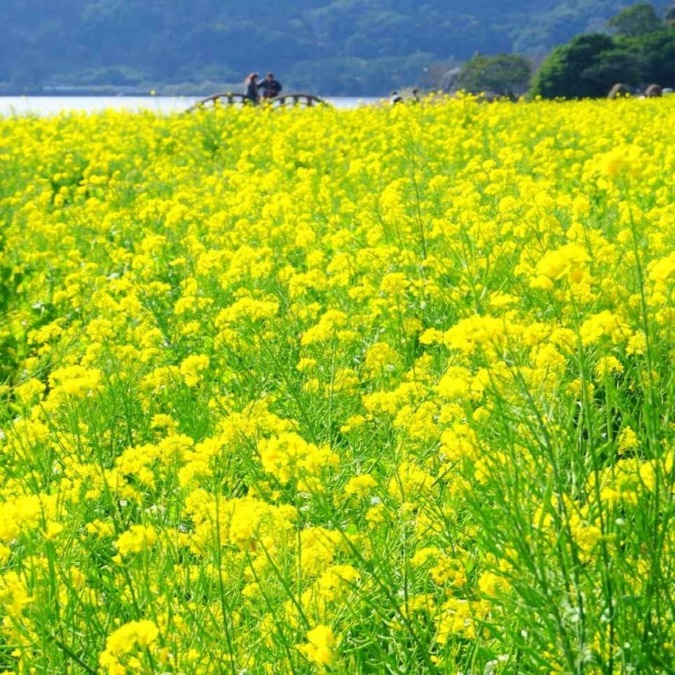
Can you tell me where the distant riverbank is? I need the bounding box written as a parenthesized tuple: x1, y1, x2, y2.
(0, 84, 251, 97)
(0, 83, 387, 99)
(0, 95, 383, 117)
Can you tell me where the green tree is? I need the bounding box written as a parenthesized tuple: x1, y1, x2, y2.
(608, 3, 663, 36)
(622, 26, 675, 85)
(456, 53, 532, 97)
(530, 33, 640, 98)
(580, 47, 642, 89)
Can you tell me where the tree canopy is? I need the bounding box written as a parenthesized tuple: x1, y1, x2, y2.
(608, 2, 663, 35)
(456, 54, 532, 98)
(530, 3, 675, 98)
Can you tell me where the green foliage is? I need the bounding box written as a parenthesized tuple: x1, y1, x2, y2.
(580, 47, 643, 88)
(531, 2, 675, 100)
(0, 233, 20, 386)
(530, 33, 629, 98)
(608, 2, 663, 35)
(456, 53, 532, 97)
(623, 26, 675, 82)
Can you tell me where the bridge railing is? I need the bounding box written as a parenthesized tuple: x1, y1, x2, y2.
(186, 92, 330, 112)
(266, 93, 328, 108)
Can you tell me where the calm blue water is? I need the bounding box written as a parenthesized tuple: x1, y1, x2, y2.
(0, 96, 382, 116)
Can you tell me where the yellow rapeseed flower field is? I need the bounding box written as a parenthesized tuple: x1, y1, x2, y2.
(1, 95, 675, 672)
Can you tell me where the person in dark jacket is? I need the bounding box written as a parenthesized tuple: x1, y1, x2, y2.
(258, 72, 283, 99)
(244, 73, 260, 104)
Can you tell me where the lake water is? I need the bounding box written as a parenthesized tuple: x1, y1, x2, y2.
(0, 96, 382, 116)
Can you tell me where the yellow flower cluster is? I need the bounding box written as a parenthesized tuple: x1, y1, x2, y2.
(99, 619, 160, 674)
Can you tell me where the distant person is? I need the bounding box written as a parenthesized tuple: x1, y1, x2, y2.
(390, 90, 403, 105)
(645, 83, 662, 98)
(410, 88, 420, 103)
(244, 73, 260, 104)
(259, 72, 283, 99)
(608, 83, 631, 99)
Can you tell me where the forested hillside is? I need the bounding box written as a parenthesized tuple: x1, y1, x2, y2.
(0, 0, 670, 95)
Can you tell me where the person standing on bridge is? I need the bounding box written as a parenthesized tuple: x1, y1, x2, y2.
(258, 72, 283, 100)
(244, 73, 260, 104)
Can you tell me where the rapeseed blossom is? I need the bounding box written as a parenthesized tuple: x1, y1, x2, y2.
(299, 624, 337, 666)
(114, 525, 158, 556)
(533, 243, 590, 287)
(99, 620, 160, 674)
(180, 354, 210, 387)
